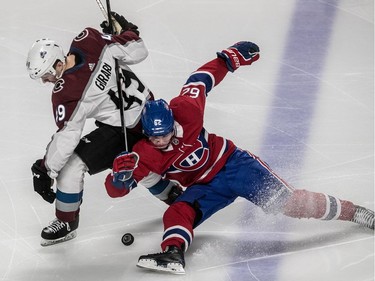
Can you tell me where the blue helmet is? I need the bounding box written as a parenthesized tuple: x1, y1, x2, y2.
(141, 99, 174, 136)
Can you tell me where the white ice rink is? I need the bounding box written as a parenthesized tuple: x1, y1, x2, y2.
(0, 0, 374, 280)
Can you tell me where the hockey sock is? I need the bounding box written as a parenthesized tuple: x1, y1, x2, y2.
(282, 189, 356, 221)
(161, 202, 196, 252)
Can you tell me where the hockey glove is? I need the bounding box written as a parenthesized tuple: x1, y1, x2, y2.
(112, 151, 139, 183)
(100, 12, 139, 36)
(105, 173, 131, 198)
(217, 41, 260, 72)
(31, 159, 55, 203)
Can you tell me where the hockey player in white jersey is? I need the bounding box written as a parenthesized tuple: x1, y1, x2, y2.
(26, 12, 153, 246)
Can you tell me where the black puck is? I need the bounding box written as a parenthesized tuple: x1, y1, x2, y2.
(121, 233, 134, 246)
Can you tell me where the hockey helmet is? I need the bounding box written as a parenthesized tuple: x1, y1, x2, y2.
(141, 99, 174, 136)
(26, 38, 65, 80)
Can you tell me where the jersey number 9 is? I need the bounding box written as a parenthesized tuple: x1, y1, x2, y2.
(55, 104, 66, 122)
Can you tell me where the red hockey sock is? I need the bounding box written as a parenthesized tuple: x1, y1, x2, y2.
(161, 201, 196, 252)
(282, 189, 356, 221)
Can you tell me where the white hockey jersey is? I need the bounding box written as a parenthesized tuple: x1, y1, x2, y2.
(44, 28, 151, 178)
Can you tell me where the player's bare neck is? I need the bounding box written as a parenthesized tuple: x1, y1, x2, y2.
(65, 54, 76, 70)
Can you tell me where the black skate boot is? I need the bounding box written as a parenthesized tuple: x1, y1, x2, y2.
(40, 216, 79, 246)
(137, 245, 185, 274)
(351, 206, 374, 230)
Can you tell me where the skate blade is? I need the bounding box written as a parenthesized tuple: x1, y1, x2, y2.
(137, 259, 185, 274)
(40, 230, 77, 247)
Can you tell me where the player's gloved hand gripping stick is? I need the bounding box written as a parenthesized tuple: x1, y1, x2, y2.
(100, 11, 139, 36)
(112, 151, 139, 186)
(110, 151, 138, 246)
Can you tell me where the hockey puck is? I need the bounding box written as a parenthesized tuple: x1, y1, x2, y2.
(121, 233, 134, 246)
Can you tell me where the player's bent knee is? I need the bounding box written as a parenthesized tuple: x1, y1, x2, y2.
(163, 202, 196, 225)
(56, 153, 88, 193)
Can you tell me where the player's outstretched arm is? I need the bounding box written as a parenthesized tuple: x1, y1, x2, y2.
(179, 41, 260, 100)
(217, 41, 260, 72)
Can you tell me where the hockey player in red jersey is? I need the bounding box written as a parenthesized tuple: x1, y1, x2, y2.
(105, 41, 374, 274)
(26, 12, 154, 246)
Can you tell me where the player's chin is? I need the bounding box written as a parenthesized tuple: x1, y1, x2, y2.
(153, 144, 168, 150)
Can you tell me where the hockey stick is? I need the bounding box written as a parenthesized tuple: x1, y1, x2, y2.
(96, 0, 135, 246)
(96, 0, 128, 151)
(95, 0, 107, 20)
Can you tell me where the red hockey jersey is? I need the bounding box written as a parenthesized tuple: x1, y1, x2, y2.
(132, 58, 236, 189)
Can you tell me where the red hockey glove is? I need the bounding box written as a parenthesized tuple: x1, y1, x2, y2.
(105, 173, 130, 198)
(112, 151, 139, 183)
(217, 41, 260, 72)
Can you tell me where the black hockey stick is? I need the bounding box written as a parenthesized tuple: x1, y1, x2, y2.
(105, 4, 135, 248)
(96, 0, 134, 246)
(97, 0, 128, 150)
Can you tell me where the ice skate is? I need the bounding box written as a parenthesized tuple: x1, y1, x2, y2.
(351, 206, 374, 230)
(40, 216, 79, 246)
(137, 246, 185, 274)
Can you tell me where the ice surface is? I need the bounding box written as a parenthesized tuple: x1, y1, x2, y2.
(0, 0, 373, 280)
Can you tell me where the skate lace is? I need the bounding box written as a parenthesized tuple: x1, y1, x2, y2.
(47, 219, 70, 233)
(352, 207, 374, 229)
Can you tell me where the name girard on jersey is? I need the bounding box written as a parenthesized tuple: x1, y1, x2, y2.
(95, 62, 112, 90)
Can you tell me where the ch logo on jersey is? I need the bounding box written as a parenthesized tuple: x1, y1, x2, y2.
(171, 138, 209, 172)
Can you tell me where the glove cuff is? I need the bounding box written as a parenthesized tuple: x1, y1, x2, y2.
(217, 51, 235, 72)
(105, 174, 130, 198)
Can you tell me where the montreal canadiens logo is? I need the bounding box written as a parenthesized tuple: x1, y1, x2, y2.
(172, 139, 209, 172)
